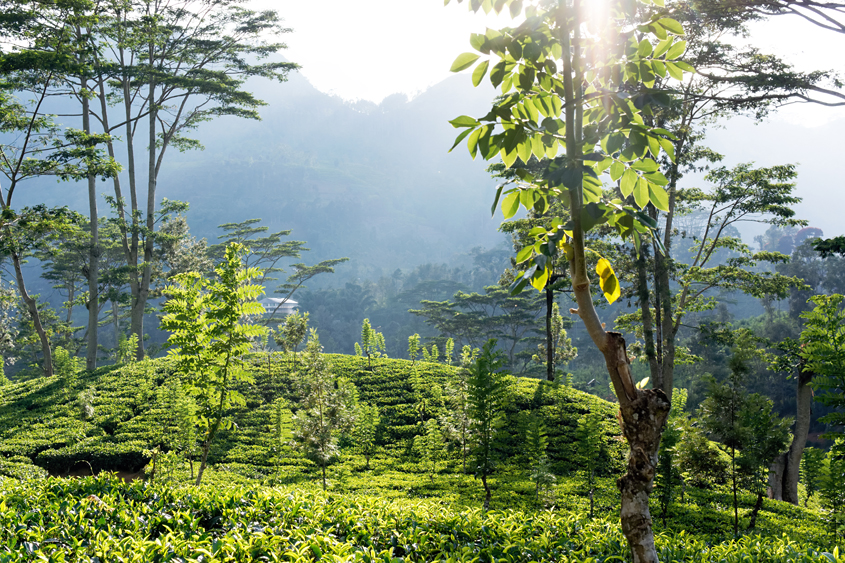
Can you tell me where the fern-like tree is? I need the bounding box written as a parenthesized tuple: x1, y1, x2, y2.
(655, 388, 687, 526)
(801, 447, 826, 508)
(352, 402, 381, 469)
(161, 242, 267, 486)
(415, 418, 445, 481)
(355, 318, 386, 368)
(575, 411, 604, 519)
(275, 311, 309, 369)
(442, 348, 474, 473)
(293, 329, 357, 490)
(467, 339, 509, 511)
(522, 416, 554, 501)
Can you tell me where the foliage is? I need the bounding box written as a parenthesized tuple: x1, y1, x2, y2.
(575, 410, 604, 518)
(351, 402, 380, 469)
(355, 318, 387, 368)
(292, 329, 357, 490)
(655, 388, 688, 525)
(275, 311, 309, 367)
(467, 340, 509, 510)
(0, 475, 839, 562)
(800, 294, 845, 441)
(160, 242, 267, 485)
(802, 447, 826, 508)
(414, 417, 445, 481)
(411, 285, 544, 375)
(532, 302, 577, 375)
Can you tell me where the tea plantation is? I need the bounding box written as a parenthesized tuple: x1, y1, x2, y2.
(0, 355, 840, 561)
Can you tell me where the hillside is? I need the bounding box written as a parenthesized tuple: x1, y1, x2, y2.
(0, 355, 623, 492)
(0, 353, 835, 557)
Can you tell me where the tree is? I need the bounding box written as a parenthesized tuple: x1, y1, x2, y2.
(292, 329, 357, 491)
(655, 388, 688, 526)
(414, 418, 445, 481)
(575, 411, 604, 519)
(446, 0, 694, 558)
(467, 339, 508, 511)
(697, 332, 791, 535)
(522, 416, 555, 502)
(77, 2, 298, 359)
(441, 348, 474, 473)
(212, 219, 348, 326)
(531, 302, 577, 380)
(352, 402, 380, 470)
(160, 242, 266, 486)
(275, 311, 309, 369)
(411, 284, 544, 375)
(801, 446, 826, 508)
(800, 294, 845, 443)
(355, 318, 386, 368)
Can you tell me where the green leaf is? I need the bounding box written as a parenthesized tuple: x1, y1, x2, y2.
(583, 175, 603, 203)
(472, 59, 490, 86)
(674, 60, 695, 72)
(658, 137, 675, 162)
(631, 159, 659, 172)
(517, 138, 532, 164)
(519, 188, 535, 209)
(620, 168, 637, 197)
(647, 135, 661, 159)
(610, 161, 625, 182)
(637, 39, 652, 58)
(648, 182, 670, 211)
(596, 258, 621, 304)
(633, 177, 649, 208)
(657, 17, 684, 36)
(468, 127, 482, 158)
(666, 40, 687, 60)
(653, 37, 672, 57)
(501, 147, 518, 168)
(451, 52, 481, 72)
(516, 244, 532, 264)
(644, 171, 669, 186)
(491, 183, 505, 216)
(449, 115, 479, 128)
(502, 191, 520, 219)
(664, 61, 683, 81)
(448, 128, 473, 152)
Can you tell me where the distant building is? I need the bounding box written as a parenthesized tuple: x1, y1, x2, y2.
(258, 298, 298, 317)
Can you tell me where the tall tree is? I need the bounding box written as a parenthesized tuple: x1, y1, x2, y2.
(446, 0, 693, 558)
(467, 339, 508, 511)
(79, 1, 298, 359)
(292, 328, 357, 491)
(800, 294, 845, 443)
(160, 242, 267, 485)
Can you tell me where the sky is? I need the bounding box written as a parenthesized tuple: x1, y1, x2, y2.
(258, 0, 845, 237)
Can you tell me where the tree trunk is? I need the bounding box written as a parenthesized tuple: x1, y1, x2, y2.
(768, 453, 786, 501)
(481, 473, 491, 511)
(81, 85, 99, 371)
(195, 441, 210, 486)
(614, 371, 670, 563)
(748, 489, 764, 530)
(546, 284, 554, 381)
(783, 368, 814, 504)
(732, 448, 739, 537)
(12, 251, 53, 377)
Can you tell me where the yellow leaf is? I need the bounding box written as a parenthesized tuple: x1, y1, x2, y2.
(595, 257, 621, 304)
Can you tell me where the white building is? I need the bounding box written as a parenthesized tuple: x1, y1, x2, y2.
(258, 298, 298, 317)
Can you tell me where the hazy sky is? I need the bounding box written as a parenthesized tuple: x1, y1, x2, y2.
(260, 0, 845, 237)
(266, 0, 845, 123)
